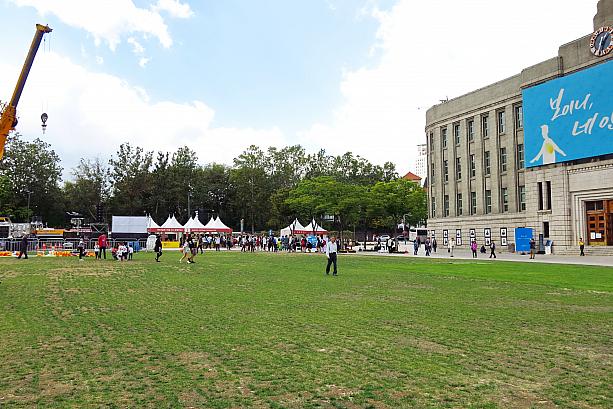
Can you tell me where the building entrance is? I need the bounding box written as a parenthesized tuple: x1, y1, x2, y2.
(586, 200, 613, 246)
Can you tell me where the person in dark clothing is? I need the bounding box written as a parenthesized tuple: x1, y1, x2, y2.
(579, 237, 585, 256)
(489, 241, 497, 258)
(154, 236, 163, 262)
(432, 237, 437, 253)
(529, 238, 536, 259)
(17, 235, 29, 259)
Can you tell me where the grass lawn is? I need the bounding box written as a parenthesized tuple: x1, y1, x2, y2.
(0, 252, 611, 408)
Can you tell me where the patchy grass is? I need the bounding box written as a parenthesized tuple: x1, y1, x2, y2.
(0, 252, 611, 408)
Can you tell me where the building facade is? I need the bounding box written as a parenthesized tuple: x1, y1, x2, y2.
(425, 0, 613, 251)
(415, 143, 428, 180)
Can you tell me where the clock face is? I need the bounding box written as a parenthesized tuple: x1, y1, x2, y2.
(590, 26, 613, 57)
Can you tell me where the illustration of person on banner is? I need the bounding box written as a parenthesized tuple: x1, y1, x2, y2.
(530, 124, 566, 165)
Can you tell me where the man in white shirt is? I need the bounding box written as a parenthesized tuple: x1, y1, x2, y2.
(325, 236, 338, 276)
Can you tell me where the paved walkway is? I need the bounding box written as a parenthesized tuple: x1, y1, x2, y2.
(353, 246, 613, 267)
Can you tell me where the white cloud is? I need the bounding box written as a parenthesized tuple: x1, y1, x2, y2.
(138, 57, 151, 68)
(95, 56, 104, 65)
(127, 37, 146, 55)
(0, 52, 284, 176)
(152, 0, 194, 19)
(9, 0, 193, 50)
(299, 0, 594, 175)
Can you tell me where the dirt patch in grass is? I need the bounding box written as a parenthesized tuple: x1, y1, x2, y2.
(176, 351, 220, 377)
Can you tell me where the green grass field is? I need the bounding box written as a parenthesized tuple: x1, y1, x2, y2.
(0, 252, 611, 408)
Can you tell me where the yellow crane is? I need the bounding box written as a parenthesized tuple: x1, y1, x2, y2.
(0, 24, 52, 160)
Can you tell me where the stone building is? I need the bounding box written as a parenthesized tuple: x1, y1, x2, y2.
(425, 0, 612, 252)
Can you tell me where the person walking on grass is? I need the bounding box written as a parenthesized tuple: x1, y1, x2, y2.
(579, 237, 585, 256)
(471, 240, 478, 258)
(325, 236, 338, 276)
(489, 241, 497, 259)
(529, 237, 536, 259)
(17, 234, 29, 259)
(179, 239, 190, 263)
(154, 235, 163, 262)
(77, 239, 85, 261)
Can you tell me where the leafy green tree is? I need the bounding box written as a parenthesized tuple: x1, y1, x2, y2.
(64, 158, 111, 222)
(231, 145, 270, 233)
(0, 133, 63, 224)
(369, 178, 427, 234)
(108, 143, 153, 216)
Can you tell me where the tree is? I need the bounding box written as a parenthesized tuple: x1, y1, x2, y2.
(64, 158, 111, 222)
(108, 143, 153, 215)
(231, 145, 270, 233)
(0, 133, 63, 224)
(369, 178, 427, 234)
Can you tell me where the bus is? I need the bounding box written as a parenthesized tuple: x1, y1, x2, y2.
(408, 227, 429, 244)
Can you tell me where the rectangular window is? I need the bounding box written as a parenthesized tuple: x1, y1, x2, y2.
(470, 154, 476, 177)
(485, 190, 492, 214)
(497, 110, 506, 134)
(468, 120, 475, 141)
(443, 160, 449, 183)
(519, 185, 526, 211)
(431, 196, 436, 218)
(546, 181, 552, 210)
(454, 123, 461, 145)
(456, 193, 463, 216)
(442, 128, 448, 148)
(456, 157, 462, 180)
(538, 182, 543, 210)
(471, 191, 477, 215)
(444, 195, 449, 217)
(484, 151, 491, 175)
(517, 144, 524, 169)
(430, 163, 435, 184)
(501, 187, 509, 212)
(500, 147, 507, 172)
(543, 221, 550, 238)
(429, 131, 434, 151)
(482, 115, 489, 138)
(515, 105, 523, 129)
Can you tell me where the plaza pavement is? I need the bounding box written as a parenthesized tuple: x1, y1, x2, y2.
(354, 245, 613, 268)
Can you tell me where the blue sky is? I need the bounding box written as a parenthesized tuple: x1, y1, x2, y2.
(0, 0, 596, 176)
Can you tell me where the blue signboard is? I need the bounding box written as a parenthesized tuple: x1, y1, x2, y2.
(522, 60, 613, 168)
(515, 228, 533, 252)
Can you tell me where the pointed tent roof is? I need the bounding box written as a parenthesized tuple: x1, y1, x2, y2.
(211, 216, 232, 233)
(146, 215, 161, 232)
(184, 213, 207, 232)
(159, 215, 185, 232)
(280, 218, 308, 236)
(306, 218, 328, 234)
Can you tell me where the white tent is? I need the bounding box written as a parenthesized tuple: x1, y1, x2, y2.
(146, 215, 160, 232)
(184, 213, 207, 232)
(157, 215, 185, 233)
(306, 218, 328, 235)
(280, 218, 308, 236)
(202, 216, 233, 233)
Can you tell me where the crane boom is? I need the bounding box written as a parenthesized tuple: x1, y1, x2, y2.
(0, 24, 52, 160)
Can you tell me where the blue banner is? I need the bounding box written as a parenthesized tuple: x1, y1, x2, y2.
(515, 228, 533, 252)
(522, 60, 613, 168)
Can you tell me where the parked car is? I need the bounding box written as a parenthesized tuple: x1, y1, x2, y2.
(378, 234, 391, 241)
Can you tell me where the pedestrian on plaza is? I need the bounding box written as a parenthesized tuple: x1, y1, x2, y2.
(489, 241, 497, 259)
(425, 238, 431, 256)
(154, 235, 163, 262)
(579, 237, 585, 256)
(77, 239, 85, 261)
(529, 238, 536, 259)
(97, 233, 108, 260)
(471, 240, 478, 258)
(432, 237, 437, 253)
(448, 239, 455, 257)
(17, 234, 29, 259)
(413, 238, 419, 255)
(325, 236, 338, 276)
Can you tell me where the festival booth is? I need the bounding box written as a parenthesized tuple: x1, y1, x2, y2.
(203, 216, 233, 234)
(184, 212, 208, 233)
(306, 218, 328, 236)
(280, 218, 309, 236)
(151, 215, 184, 248)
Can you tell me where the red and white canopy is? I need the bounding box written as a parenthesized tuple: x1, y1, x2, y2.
(280, 218, 309, 236)
(306, 218, 328, 234)
(184, 213, 207, 232)
(150, 215, 184, 233)
(203, 216, 233, 233)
